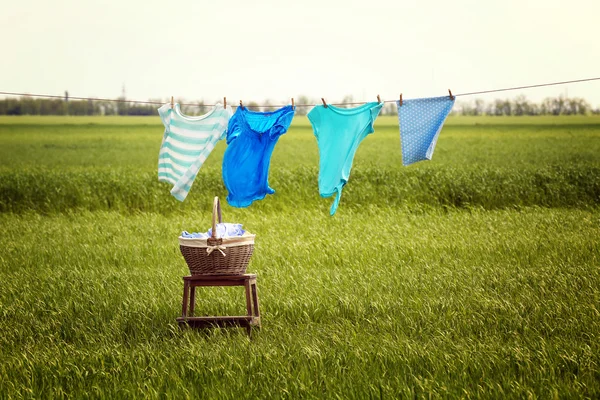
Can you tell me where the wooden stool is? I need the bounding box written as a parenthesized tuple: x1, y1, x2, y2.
(176, 274, 260, 335)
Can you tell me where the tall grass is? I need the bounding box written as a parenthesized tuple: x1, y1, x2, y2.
(0, 116, 599, 398)
(0, 165, 598, 214)
(0, 116, 599, 214)
(1, 208, 598, 398)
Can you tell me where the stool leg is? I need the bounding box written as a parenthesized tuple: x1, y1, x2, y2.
(251, 280, 260, 318)
(244, 279, 253, 317)
(182, 280, 189, 318)
(189, 286, 196, 317)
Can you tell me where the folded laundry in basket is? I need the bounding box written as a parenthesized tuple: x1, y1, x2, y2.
(181, 231, 209, 239)
(207, 223, 245, 238)
(181, 223, 245, 239)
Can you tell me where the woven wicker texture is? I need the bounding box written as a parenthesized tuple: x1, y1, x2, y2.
(180, 197, 254, 275)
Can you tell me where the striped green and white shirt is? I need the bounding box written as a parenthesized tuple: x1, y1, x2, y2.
(158, 102, 233, 201)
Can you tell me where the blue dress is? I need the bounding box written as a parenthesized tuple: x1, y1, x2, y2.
(222, 105, 295, 207)
(308, 102, 383, 215)
(396, 96, 455, 166)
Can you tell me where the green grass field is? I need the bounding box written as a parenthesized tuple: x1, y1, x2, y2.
(0, 115, 599, 398)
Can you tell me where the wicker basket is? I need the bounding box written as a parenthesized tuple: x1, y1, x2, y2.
(179, 197, 255, 275)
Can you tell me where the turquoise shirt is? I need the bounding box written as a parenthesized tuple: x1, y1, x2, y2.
(308, 102, 383, 215)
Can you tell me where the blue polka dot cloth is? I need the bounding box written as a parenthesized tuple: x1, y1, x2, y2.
(396, 96, 455, 166)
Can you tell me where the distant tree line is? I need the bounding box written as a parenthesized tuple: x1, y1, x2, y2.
(0, 96, 161, 116)
(0, 94, 598, 116)
(454, 95, 599, 116)
(257, 94, 600, 117)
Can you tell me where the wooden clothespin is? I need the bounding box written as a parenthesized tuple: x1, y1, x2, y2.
(239, 100, 243, 110)
(291, 97, 295, 110)
(399, 94, 403, 106)
(170, 96, 174, 109)
(377, 94, 381, 103)
(321, 98, 328, 108)
(448, 89, 455, 100)
(223, 97, 227, 108)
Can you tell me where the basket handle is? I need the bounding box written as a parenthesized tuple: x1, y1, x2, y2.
(211, 196, 223, 239)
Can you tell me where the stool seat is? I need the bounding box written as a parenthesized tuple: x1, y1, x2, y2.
(177, 274, 260, 336)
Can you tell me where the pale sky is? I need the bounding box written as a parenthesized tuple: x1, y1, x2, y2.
(2, 0, 599, 108)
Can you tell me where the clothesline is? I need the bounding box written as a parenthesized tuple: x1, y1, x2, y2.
(157, 93, 455, 215)
(1, 77, 599, 108)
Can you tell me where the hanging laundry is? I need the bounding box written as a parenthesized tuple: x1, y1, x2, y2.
(308, 102, 384, 216)
(222, 105, 295, 207)
(396, 96, 455, 166)
(157, 102, 233, 201)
